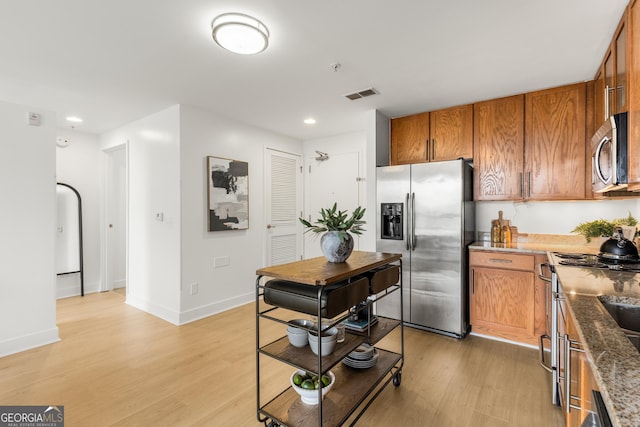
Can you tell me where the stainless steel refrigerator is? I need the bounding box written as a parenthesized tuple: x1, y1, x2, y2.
(376, 159, 475, 337)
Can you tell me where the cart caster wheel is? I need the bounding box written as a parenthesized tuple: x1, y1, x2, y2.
(393, 372, 402, 387)
(265, 421, 280, 427)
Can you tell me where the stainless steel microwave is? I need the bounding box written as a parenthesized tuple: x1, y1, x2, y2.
(592, 112, 628, 193)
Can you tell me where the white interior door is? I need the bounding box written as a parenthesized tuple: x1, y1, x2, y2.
(304, 151, 361, 259)
(264, 148, 303, 266)
(106, 146, 127, 291)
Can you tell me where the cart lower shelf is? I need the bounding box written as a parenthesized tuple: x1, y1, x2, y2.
(259, 348, 402, 427)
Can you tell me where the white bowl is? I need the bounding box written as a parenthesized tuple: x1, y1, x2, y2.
(290, 370, 335, 405)
(308, 332, 337, 356)
(287, 319, 314, 347)
(308, 326, 338, 342)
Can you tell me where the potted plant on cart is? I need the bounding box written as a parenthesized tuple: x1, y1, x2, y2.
(299, 203, 366, 262)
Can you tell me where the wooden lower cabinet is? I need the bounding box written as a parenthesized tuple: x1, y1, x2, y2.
(469, 250, 548, 346)
(560, 296, 598, 426)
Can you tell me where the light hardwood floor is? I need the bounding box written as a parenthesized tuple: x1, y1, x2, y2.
(0, 292, 563, 426)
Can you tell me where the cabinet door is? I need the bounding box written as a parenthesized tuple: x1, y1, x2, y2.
(594, 69, 606, 125)
(629, 0, 640, 191)
(605, 51, 615, 116)
(470, 267, 534, 343)
(390, 112, 429, 165)
(430, 104, 473, 161)
(616, 20, 627, 113)
(473, 95, 525, 200)
(524, 83, 586, 200)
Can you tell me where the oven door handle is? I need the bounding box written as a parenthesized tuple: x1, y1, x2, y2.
(538, 262, 552, 282)
(539, 334, 553, 373)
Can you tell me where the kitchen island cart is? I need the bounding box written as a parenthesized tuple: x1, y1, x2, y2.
(256, 251, 404, 426)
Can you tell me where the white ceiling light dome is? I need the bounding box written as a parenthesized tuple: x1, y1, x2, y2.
(211, 13, 269, 55)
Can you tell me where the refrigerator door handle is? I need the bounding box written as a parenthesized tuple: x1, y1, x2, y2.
(405, 193, 411, 250)
(411, 192, 417, 250)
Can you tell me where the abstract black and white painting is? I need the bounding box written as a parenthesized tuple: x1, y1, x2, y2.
(207, 156, 249, 231)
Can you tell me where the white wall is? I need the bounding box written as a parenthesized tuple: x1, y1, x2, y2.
(0, 101, 59, 357)
(179, 105, 302, 323)
(101, 105, 182, 324)
(300, 110, 389, 255)
(302, 131, 367, 257)
(56, 130, 102, 297)
(476, 199, 640, 236)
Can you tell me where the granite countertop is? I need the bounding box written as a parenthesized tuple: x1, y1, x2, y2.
(553, 264, 640, 427)
(469, 240, 599, 255)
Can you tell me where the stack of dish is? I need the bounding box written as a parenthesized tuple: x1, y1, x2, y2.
(343, 343, 378, 369)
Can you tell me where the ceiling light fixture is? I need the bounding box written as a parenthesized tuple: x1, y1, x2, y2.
(211, 13, 269, 55)
(304, 118, 316, 125)
(66, 116, 83, 123)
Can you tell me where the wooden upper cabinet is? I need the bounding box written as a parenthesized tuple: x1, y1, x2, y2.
(605, 51, 615, 117)
(630, 0, 640, 191)
(525, 83, 586, 200)
(390, 112, 429, 165)
(594, 69, 606, 125)
(473, 95, 525, 200)
(390, 104, 472, 165)
(617, 21, 628, 114)
(598, 10, 628, 119)
(430, 104, 473, 161)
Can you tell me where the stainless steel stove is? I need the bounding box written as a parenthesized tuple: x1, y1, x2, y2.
(554, 252, 640, 273)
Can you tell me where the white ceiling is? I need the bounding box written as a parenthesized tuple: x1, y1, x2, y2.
(0, 0, 629, 140)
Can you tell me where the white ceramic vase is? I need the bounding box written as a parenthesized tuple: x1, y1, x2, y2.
(320, 231, 354, 263)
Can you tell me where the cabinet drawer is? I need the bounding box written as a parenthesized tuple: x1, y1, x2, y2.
(469, 251, 534, 271)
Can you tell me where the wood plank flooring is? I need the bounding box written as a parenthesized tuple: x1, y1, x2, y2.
(0, 292, 563, 426)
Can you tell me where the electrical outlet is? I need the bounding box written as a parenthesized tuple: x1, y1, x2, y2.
(190, 282, 198, 295)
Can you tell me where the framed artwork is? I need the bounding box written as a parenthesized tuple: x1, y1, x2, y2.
(207, 156, 249, 231)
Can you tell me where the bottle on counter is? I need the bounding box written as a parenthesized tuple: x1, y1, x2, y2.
(501, 225, 512, 244)
(491, 220, 501, 243)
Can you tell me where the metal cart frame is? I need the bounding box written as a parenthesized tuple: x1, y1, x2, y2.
(255, 252, 404, 426)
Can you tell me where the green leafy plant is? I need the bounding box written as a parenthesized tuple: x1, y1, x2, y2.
(299, 203, 366, 242)
(572, 212, 638, 242)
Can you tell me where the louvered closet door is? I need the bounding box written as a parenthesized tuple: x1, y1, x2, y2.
(265, 148, 303, 266)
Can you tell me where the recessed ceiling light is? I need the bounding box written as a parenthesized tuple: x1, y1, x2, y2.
(66, 116, 83, 123)
(304, 118, 316, 125)
(211, 13, 269, 55)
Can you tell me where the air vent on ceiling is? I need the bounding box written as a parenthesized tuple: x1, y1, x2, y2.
(344, 87, 378, 101)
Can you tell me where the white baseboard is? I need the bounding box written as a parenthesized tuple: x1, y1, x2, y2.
(125, 295, 181, 325)
(56, 278, 101, 299)
(0, 327, 60, 358)
(178, 292, 254, 325)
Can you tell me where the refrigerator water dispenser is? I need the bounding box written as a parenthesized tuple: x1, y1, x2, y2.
(381, 203, 403, 240)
